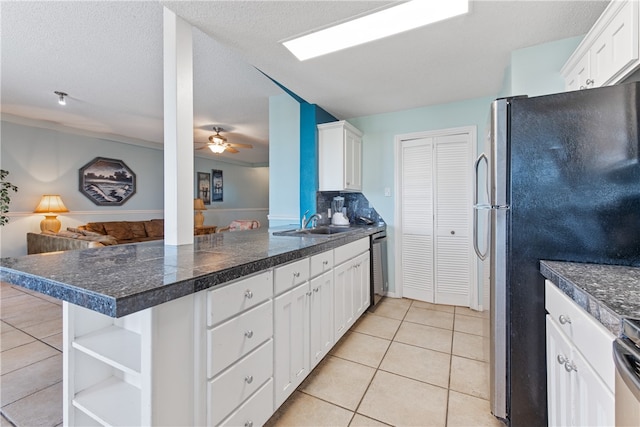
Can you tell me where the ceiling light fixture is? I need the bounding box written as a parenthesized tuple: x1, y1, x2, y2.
(208, 144, 226, 154)
(283, 0, 469, 61)
(54, 91, 67, 106)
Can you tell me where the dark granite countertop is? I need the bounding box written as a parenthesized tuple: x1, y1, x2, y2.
(540, 260, 640, 335)
(0, 225, 384, 318)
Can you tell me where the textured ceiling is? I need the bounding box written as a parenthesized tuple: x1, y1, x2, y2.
(1, 1, 609, 166)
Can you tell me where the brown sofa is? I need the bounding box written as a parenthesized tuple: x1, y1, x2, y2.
(27, 219, 165, 255)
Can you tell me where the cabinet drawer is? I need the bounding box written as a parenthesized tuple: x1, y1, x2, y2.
(219, 378, 273, 427)
(310, 250, 334, 278)
(208, 271, 273, 326)
(208, 301, 273, 378)
(274, 258, 309, 295)
(545, 280, 615, 391)
(208, 340, 273, 427)
(334, 237, 369, 265)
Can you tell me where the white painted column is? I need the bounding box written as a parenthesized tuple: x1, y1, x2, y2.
(163, 7, 194, 245)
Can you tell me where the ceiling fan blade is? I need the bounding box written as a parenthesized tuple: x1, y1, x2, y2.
(226, 147, 239, 153)
(228, 143, 253, 149)
(195, 146, 209, 150)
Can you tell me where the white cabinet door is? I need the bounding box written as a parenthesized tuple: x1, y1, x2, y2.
(571, 338, 615, 427)
(352, 252, 370, 319)
(344, 128, 362, 191)
(309, 271, 334, 369)
(565, 52, 591, 91)
(546, 315, 614, 427)
(546, 316, 574, 427)
(333, 260, 353, 341)
(274, 282, 310, 407)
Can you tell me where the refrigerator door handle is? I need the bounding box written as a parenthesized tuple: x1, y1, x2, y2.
(473, 153, 489, 261)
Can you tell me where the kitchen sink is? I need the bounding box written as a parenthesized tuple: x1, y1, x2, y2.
(273, 226, 355, 237)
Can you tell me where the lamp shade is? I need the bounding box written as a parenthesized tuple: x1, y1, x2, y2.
(34, 195, 69, 213)
(194, 198, 207, 211)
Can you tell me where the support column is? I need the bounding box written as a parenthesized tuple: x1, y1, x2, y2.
(163, 7, 193, 245)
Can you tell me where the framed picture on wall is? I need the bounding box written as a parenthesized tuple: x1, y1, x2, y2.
(79, 157, 136, 206)
(212, 169, 223, 202)
(197, 172, 211, 204)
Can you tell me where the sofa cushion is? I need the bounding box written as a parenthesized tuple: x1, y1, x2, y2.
(103, 221, 134, 241)
(144, 219, 164, 238)
(128, 221, 148, 239)
(85, 222, 107, 235)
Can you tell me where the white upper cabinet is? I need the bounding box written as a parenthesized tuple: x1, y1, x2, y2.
(318, 121, 363, 192)
(562, 0, 640, 90)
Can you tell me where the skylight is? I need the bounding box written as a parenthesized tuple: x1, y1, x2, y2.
(283, 0, 469, 61)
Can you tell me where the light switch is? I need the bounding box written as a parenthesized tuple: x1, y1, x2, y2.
(384, 187, 391, 197)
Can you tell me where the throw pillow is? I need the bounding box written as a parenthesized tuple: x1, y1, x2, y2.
(103, 222, 134, 241)
(128, 221, 147, 239)
(85, 222, 107, 235)
(144, 219, 164, 238)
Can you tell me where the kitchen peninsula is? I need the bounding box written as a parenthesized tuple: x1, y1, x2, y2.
(0, 226, 382, 426)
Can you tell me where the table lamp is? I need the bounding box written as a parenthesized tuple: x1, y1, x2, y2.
(194, 198, 207, 228)
(34, 195, 69, 233)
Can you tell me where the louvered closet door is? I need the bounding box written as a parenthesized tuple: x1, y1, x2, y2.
(434, 134, 472, 306)
(401, 138, 434, 302)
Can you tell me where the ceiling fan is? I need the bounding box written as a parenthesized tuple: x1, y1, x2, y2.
(196, 127, 253, 154)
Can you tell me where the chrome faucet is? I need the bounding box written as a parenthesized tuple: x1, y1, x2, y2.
(302, 212, 322, 229)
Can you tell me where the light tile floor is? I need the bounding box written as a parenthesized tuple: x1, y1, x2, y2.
(266, 298, 504, 427)
(1, 282, 63, 427)
(0, 282, 503, 427)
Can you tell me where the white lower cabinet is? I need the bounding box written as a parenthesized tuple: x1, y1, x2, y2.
(545, 280, 615, 427)
(274, 249, 336, 408)
(334, 238, 371, 341)
(274, 282, 311, 407)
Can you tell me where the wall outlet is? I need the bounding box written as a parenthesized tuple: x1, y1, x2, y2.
(384, 187, 391, 197)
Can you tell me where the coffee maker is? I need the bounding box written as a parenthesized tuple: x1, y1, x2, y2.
(331, 196, 349, 226)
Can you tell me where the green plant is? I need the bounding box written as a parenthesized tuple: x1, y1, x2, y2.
(0, 169, 19, 226)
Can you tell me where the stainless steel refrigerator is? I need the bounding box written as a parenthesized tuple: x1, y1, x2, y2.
(474, 82, 640, 426)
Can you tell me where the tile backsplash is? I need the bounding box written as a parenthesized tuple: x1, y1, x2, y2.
(316, 191, 385, 226)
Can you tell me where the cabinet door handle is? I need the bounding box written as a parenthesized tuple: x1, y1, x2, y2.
(245, 421, 253, 427)
(564, 360, 577, 373)
(293, 272, 300, 278)
(557, 354, 567, 365)
(244, 290, 253, 299)
(306, 291, 312, 296)
(244, 330, 253, 338)
(558, 315, 571, 325)
(313, 287, 319, 293)
(450, 230, 455, 235)
(245, 375, 253, 384)
(323, 260, 328, 265)
(586, 78, 594, 86)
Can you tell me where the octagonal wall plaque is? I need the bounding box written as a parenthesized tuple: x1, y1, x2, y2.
(79, 157, 136, 206)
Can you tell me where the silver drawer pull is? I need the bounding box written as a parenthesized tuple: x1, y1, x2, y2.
(245, 421, 253, 427)
(244, 290, 253, 299)
(306, 291, 312, 296)
(558, 315, 571, 325)
(245, 375, 253, 384)
(323, 260, 328, 265)
(313, 287, 319, 293)
(293, 272, 300, 278)
(244, 330, 253, 338)
(557, 354, 567, 365)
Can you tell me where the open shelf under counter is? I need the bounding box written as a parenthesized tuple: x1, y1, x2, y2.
(72, 376, 142, 426)
(72, 325, 142, 376)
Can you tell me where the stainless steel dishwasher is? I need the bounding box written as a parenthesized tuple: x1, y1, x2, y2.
(613, 318, 640, 426)
(369, 229, 388, 309)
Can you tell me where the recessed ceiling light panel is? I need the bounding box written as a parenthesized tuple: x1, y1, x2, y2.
(283, 0, 469, 61)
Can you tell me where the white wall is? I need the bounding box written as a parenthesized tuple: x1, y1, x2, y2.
(268, 93, 300, 227)
(0, 120, 268, 257)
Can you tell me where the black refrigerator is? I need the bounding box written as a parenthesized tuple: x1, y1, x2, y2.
(473, 82, 640, 426)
